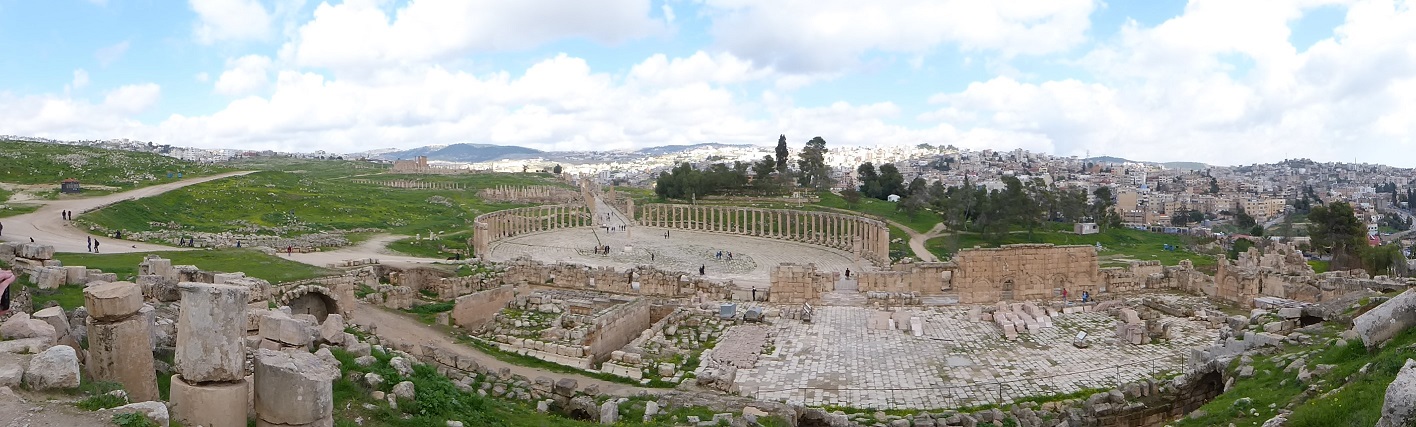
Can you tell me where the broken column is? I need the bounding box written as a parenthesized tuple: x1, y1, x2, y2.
(254, 348, 339, 427)
(1116, 308, 1146, 345)
(170, 282, 249, 427)
(84, 281, 158, 402)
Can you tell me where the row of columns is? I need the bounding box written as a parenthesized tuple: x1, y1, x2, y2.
(639, 204, 889, 265)
(472, 204, 590, 257)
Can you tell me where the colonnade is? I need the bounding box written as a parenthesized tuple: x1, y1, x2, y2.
(472, 204, 591, 257)
(637, 204, 890, 265)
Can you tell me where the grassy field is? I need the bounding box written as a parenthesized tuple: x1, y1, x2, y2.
(926, 225, 1218, 269)
(816, 191, 939, 233)
(1176, 316, 1416, 427)
(79, 160, 555, 239)
(387, 229, 475, 258)
(52, 249, 337, 283)
(0, 140, 229, 189)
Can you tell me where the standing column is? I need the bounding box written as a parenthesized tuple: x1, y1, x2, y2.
(85, 282, 158, 401)
(171, 282, 249, 427)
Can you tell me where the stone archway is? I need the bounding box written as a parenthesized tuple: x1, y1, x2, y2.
(1001, 278, 1016, 301)
(278, 285, 345, 323)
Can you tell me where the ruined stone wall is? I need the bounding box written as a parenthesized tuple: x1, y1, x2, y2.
(637, 203, 891, 266)
(952, 244, 1102, 304)
(477, 185, 579, 204)
(498, 257, 733, 300)
(350, 178, 465, 190)
(452, 286, 518, 331)
(768, 263, 836, 303)
(473, 204, 592, 257)
(1208, 243, 1408, 307)
(856, 262, 955, 295)
(583, 298, 653, 364)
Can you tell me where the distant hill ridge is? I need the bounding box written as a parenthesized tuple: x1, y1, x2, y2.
(1085, 156, 1209, 171)
(378, 143, 543, 162)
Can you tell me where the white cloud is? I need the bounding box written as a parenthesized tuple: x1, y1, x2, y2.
(921, 0, 1416, 166)
(71, 70, 90, 90)
(104, 83, 162, 114)
(95, 41, 129, 67)
(628, 51, 773, 87)
(190, 0, 272, 44)
(700, 0, 1096, 73)
(214, 55, 273, 95)
(284, 0, 666, 72)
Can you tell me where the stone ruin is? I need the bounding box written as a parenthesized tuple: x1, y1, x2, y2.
(477, 184, 580, 204)
(1211, 242, 1411, 307)
(768, 263, 835, 304)
(486, 291, 656, 369)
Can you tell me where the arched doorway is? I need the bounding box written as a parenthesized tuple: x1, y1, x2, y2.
(1001, 279, 1015, 301)
(284, 288, 342, 323)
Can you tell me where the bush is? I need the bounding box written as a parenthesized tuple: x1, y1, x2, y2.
(111, 412, 156, 427)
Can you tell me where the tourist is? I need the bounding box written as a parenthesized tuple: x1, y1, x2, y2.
(727, 252, 733, 261)
(1062, 288, 1068, 303)
(87, 236, 92, 252)
(93, 239, 100, 253)
(751, 286, 757, 301)
(716, 251, 722, 260)
(845, 268, 851, 278)
(0, 267, 15, 317)
(287, 246, 293, 256)
(1082, 290, 1091, 303)
(700, 265, 705, 275)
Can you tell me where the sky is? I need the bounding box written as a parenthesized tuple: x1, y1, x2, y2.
(0, 0, 1413, 166)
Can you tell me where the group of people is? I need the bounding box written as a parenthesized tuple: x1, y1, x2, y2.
(593, 245, 612, 255)
(87, 236, 100, 253)
(715, 250, 734, 261)
(1060, 288, 1092, 303)
(60, 210, 74, 221)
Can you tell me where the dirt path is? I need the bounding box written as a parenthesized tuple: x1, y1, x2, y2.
(281, 233, 447, 268)
(348, 302, 659, 397)
(0, 171, 256, 253)
(0, 388, 110, 427)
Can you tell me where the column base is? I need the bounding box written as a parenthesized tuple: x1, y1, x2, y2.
(170, 374, 249, 427)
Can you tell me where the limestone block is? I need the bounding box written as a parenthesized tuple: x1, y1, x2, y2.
(255, 417, 333, 427)
(600, 400, 620, 425)
(170, 374, 248, 427)
(63, 266, 88, 286)
(1355, 289, 1416, 349)
(225, 277, 271, 303)
(88, 273, 118, 283)
(31, 307, 70, 338)
(18, 243, 55, 260)
(0, 354, 24, 387)
(24, 345, 80, 390)
(85, 282, 144, 321)
(86, 315, 158, 401)
(253, 349, 339, 425)
(176, 282, 249, 383)
(104, 401, 170, 427)
(0, 312, 57, 342)
(0, 337, 50, 354)
(31, 266, 67, 290)
(259, 312, 312, 347)
(248, 306, 270, 332)
(1278, 307, 1303, 319)
(319, 315, 346, 345)
(212, 272, 247, 284)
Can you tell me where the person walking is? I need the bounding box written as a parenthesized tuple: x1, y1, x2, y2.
(92, 239, 100, 253)
(87, 236, 92, 252)
(1062, 288, 1069, 303)
(845, 268, 851, 278)
(751, 286, 757, 301)
(699, 265, 706, 275)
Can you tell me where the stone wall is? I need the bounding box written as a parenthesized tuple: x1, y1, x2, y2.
(350, 178, 465, 190)
(768, 263, 836, 303)
(583, 299, 653, 364)
(473, 204, 593, 257)
(952, 244, 1102, 304)
(856, 262, 955, 295)
(452, 286, 518, 331)
(498, 257, 734, 300)
(1211, 243, 1409, 307)
(636, 203, 890, 266)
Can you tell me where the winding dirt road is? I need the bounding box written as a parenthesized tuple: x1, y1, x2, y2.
(0, 171, 256, 253)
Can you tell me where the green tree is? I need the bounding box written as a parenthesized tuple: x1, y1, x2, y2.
(1307, 202, 1366, 270)
(551, 164, 562, 174)
(876, 163, 905, 200)
(1251, 224, 1265, 236)
(1234, 208, 1257, 229)
(752, 155, 776, 184)
(774, 134, 790, 174)
(796, 137, 833, 190)
(857, 162, 880, 198)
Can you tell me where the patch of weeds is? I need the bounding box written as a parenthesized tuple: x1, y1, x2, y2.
(111, 412, 157, 427)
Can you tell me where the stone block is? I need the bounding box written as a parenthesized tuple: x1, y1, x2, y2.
(85, 282, 144, 321)
(1355, 289, 1416, 349)
(176, 282, 249, 383)
(212, 272, 246, 284)
(0, 354, 24, 387)
(31, 307, 69, 338)
(1278, 307, 1303, 319)
(103, 401, 170, 427)
(255, 417, 332, 427)
(89, 272, 119, 283)
(170, 374, 248, 427)
(253, 349, 339, 425)
(33, 267, 67, 289)
(24, 345, 80, 390)
(64, 266, 89, 286)
(18, 243, 55, 260)
(87, 315, 159, 401)
(259, 312, 312, 347)
(0, 312, 57, 342)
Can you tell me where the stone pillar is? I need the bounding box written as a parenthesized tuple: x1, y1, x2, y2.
(171, 282, 250, 427)
(254, 349, 339, 427)
(84, 282, 158, 402)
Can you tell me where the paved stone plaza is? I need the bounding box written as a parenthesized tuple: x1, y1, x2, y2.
(484, 226, 869, 287)
(734, 295, 1220, 409)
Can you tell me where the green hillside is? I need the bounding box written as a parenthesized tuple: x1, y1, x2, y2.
(80, 159, 562, 239)
(0, 140, 229, 189)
